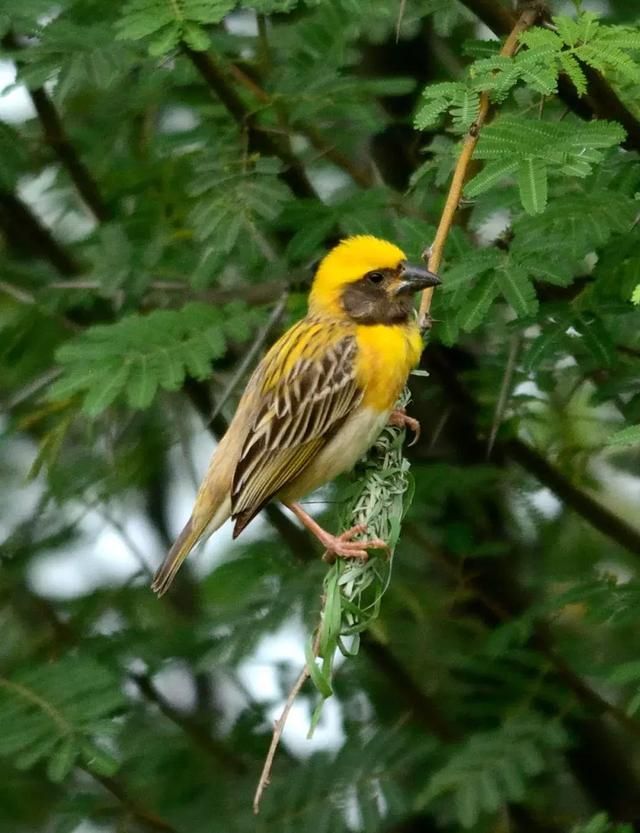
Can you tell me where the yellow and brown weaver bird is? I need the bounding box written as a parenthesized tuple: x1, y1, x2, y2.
(152, 235, 439, 595)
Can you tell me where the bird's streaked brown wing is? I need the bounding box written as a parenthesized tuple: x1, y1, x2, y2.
(231, 325, 362, 534)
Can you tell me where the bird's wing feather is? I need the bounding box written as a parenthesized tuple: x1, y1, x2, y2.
(231, 323, 362, 529)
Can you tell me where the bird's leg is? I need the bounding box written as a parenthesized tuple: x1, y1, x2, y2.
(286, 502, 388, 564)
(389, 408, 421, 446)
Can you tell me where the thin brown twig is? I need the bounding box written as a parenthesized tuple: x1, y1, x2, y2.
(253, 631, 321, 814)
(418, 7, 540, 325)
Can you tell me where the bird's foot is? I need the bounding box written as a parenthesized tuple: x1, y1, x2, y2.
(286, 503, 388, 564)
(389, 408, 421, 446)
(320, 523, 388, 564)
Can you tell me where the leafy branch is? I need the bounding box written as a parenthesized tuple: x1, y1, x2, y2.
(49, 301, 261, 416)
(419, 5, 541, 323)
(2, 31, 110, 222)
(457, 0, 640, 151)
(184, 46, 316, 200)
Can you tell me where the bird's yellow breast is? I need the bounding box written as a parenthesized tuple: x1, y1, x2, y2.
(355, 323, 423, 411)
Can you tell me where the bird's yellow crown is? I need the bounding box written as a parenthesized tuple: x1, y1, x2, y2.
(309, 235, 406, 317)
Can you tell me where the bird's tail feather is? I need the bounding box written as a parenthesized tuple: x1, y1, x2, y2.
(151, 517, 202, 596)
(151, 495, 231, 596)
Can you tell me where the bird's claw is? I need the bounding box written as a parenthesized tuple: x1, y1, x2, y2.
(389, 408, 421, 447)
(321, 524, 389, 564)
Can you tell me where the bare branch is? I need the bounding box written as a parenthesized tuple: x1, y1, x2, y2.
(0, 188, 82, 276)
(506, 437, 640, 556)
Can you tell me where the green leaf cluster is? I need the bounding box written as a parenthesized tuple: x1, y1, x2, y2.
(50, 302, 260, 415)
(416, 12, 640, 134)
(189, 155, 291, 259)
(419, 716, 567, 828)
(116, 0, 235, 54)
(467, 116, 625, 214)
(0, 657, 124, 783)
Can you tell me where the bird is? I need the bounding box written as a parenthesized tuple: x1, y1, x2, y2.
(152, 235, 440, 596)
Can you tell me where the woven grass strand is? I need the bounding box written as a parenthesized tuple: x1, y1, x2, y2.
(253, 390, 415, 813)
(307, 388, 414, 721)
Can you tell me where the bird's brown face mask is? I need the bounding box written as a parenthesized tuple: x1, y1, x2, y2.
(341, 261, 440, 325)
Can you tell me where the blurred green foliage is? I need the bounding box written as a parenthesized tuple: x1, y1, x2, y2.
(1, 1, 640, 832)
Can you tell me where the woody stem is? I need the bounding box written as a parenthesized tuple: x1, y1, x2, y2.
(418, 6, 540, 324)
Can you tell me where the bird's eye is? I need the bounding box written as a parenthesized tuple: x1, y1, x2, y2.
(367, 271, 385, 285)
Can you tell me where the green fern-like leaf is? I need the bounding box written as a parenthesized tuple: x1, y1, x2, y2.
(518, 27, 563, 55)
(471, 116, 624, 214)
(516, 253, 577, 288)
(441, 249, 502, 295)
(457, 272, 500, 332)
(0, 657, 124, 783)
(517, 64, 558, 95)
(418, 715, 567, 829)
(450, 88, 480, 132)
(190, 155, 291, 253)
(512, 189, 636, 261)
(517, 156, 548, 215)
(116, 0, 235, 54)
(559, 51, 588, 96)
(575, 41, 640, 85)
(523, 320, 569, 372)
(0, 123, 29, 188)
(14, 18, 137, 95)
(415, 82, 468, 130)
(556, 12, 640, 85)
(262, 726, 433, 832)
(50, 301, 261, 417)
(574, 313, 616, 367)
(476, 116, 625, 162)
(464, 158, 519, 198)
(547, 574, 640, 627)
(496, 263, 538, 316)
(555, 13, 599, 49)
(420, 11, 640, 124)
(469, 55, 521, 101)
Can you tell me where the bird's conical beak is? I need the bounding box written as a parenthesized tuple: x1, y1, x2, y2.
(394, 262, 441, 294)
